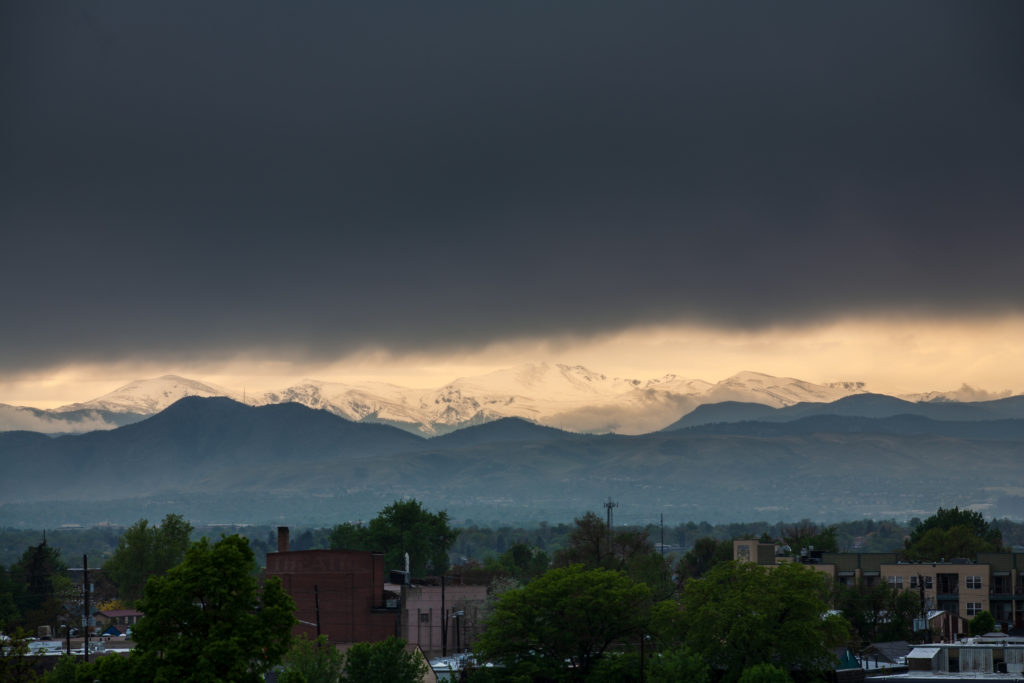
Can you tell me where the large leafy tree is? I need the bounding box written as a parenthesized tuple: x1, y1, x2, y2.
(0, 628, 39, 682)
(678, 561, 848, 682)
(835, 580, 921, 646)
(491, 542, 550, 582)
(102, 513, 193, 604)
(474, 564, 652, 681)
(279, 634, 344, 683)
(340, 636, 427, 683)
(329, 499, 455, 577)
(780, 521, 838, 554)
(647, 645, 711, 683)
(904, 507, 1003, 560)
(553, 512, 674, 599)
(122, 534, 294, 682)
(738, 663, 793, 683)
(677, 537, 733, 583)
(969, 610, 996, 637)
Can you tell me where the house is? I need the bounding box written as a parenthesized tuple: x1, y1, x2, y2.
(92, 609, 143, 631)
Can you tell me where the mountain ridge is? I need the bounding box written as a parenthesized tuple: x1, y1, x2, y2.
(2, 396, 1024, 525)
(2, 365, 1018, 437)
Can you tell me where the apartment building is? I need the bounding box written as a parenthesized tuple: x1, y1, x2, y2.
(733, 541, 1024, 631)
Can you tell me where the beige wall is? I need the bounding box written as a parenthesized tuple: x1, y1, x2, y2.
(880, 564, 991, 617)
(400, 584, 488, 657)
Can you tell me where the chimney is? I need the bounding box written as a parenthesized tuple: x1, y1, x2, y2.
(277, 526, 290, 553)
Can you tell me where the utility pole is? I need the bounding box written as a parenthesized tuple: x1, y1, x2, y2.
(83, 554, 89, 663)
(919, 574, 928, 643)
(603, 497, 618, 531)
(604, 498, 618, 558)
(314, 584, 321, 640)
(660, 513, 665, 557)
(441, 575, 447, 657)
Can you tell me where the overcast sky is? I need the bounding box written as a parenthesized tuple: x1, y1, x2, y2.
(2, 2, 1023, 405)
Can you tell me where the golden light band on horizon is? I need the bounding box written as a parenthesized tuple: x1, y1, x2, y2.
(2, 313, 1021, 409)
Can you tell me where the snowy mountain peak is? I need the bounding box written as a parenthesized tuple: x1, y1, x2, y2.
(899, 383, 1014, 404)
(56, 375, 240, 414)
(9, 366, 890, 437)
(706, 371, 868, 408)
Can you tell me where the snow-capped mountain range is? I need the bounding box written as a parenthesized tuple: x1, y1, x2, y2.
(0, 364, 1009, 436)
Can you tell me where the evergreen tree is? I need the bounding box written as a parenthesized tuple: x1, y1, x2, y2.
(11, 539, 67, 632)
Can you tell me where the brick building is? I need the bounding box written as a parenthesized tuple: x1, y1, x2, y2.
(266, 527, 400, 645)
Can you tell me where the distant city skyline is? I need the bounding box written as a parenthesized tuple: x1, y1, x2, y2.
(2, 3, 1021, 409)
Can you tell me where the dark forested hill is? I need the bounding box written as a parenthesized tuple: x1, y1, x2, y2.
(663, 394, 1024, 431)
(2, 396, 1023, 526)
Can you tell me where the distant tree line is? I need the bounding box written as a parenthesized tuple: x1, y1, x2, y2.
(5, 510, 1023, 579)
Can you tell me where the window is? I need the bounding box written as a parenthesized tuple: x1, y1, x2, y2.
(419, 613, 430, 623)
(887, 576, 904, 589)
(967, 602, 983, 616)
(966, 576, 982, 590)
(911, 576, 933, 589)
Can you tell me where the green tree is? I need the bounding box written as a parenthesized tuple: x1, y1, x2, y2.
(127, 535, 294, 682)
(0, 627, 40, 682)
(553, 512, 674, 598)
(42, 654, 77, 683)
(737, 662, 793, 683)
(969, 610, 996, 637)
(586, 651, 641, 683)
(677, 537, 733, 582)
(69, 650, 142, 681)
(496, 542, 550, 582)
(279, 634, 344, 683)
(330, 500, 455, 578)
(781, 521, 838, 554)
(340, 636, 426, 683)
(474, 564, 652, 681)
(0, 564, 23, 629)
(647, 645, 710, 683)
(904, 525, 1000, 562)
(904, 507, 1003, 560)
(835, 580, 921, 646)
(102, 514, 193, 604)
(678, 561, 848, 682)
(327, 523, 366, 552)
(10, 540, 68, 632)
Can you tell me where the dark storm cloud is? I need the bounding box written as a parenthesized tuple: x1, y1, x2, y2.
(2, 1, 1023, 371)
